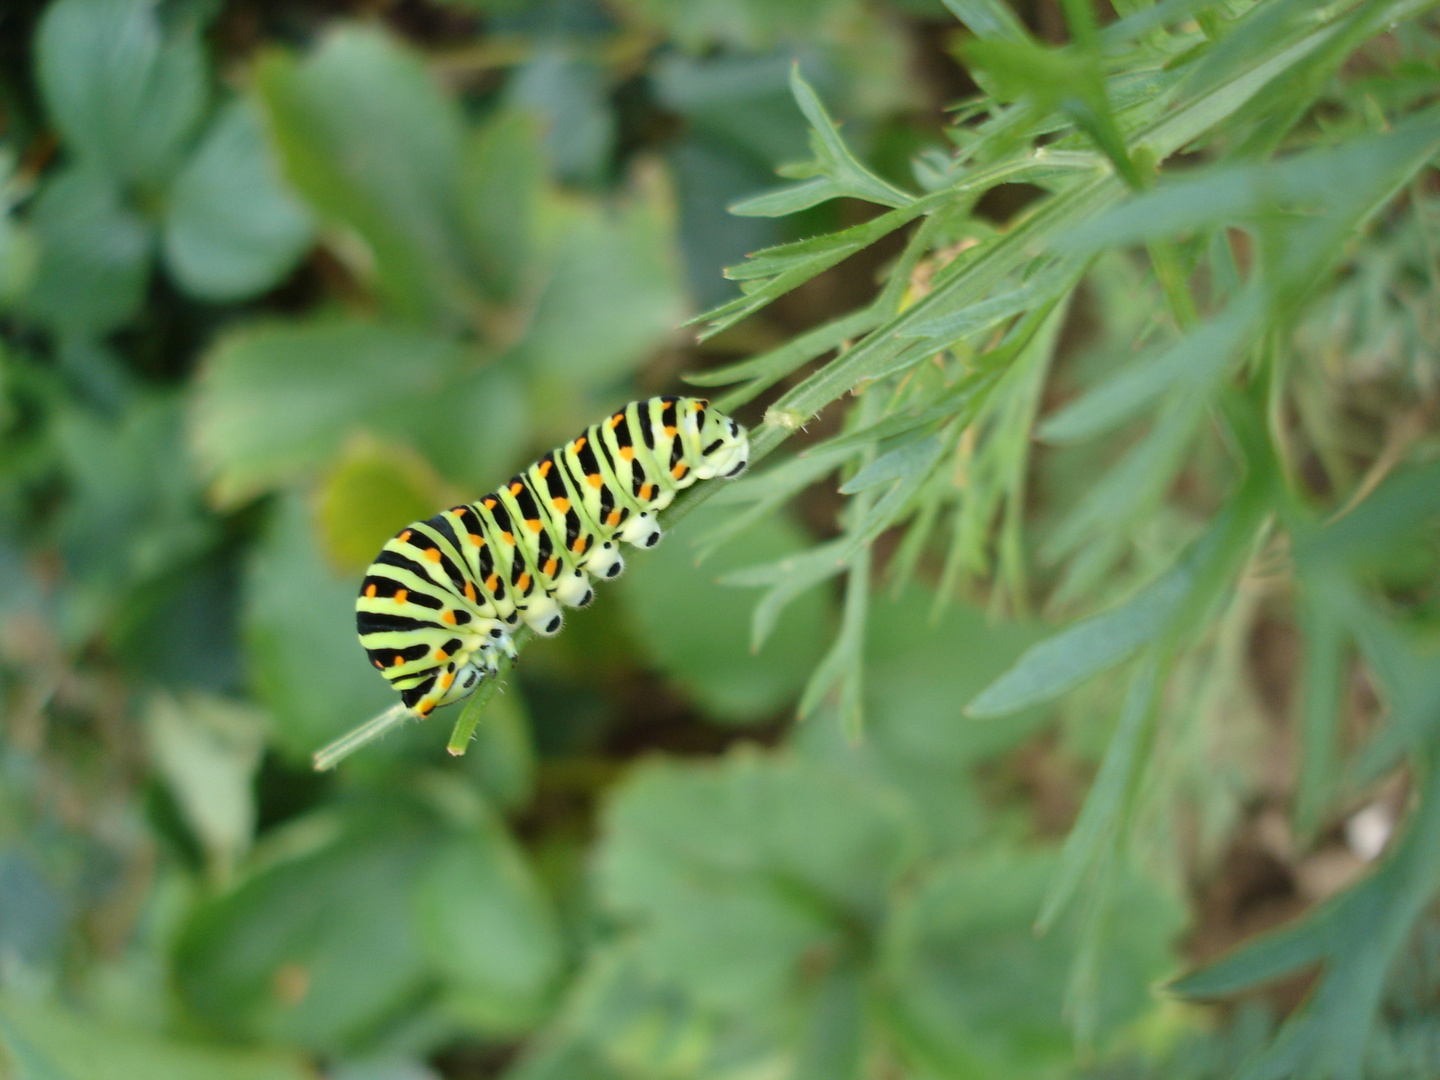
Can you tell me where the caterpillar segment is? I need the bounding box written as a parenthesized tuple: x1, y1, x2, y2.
(356, 396, 750, 719)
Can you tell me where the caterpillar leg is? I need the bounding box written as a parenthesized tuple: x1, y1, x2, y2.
(553, 567, 594, 608)
(522, 592, 565, 635)
(584, 540, 626, 580)
(617, 511, 662, 549)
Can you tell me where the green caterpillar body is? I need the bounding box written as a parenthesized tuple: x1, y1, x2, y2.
(356, 396, 749, 718)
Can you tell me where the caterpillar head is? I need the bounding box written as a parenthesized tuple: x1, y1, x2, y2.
(685, 400, 750, 480)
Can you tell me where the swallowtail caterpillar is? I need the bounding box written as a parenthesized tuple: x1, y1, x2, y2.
(355, 396, 750, 719)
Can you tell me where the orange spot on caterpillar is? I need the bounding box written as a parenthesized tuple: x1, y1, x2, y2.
(693, 401, 704, 411)
(517, 572, 531, 592)
(619, 446, 634, 461)
(435, 649, 449, 661)
(373, 659, 384, 669)
(486, 574, 500, 591)
(640, 483, 654, 500)
(664, 426, 677, 437)
(394, 589, 408, 605)
(501, 531, 514, 545)
(552, 496, 570, 512)
(526, 519, 543, 533)
(399, 530, 412, 542)
(441, 610, 457, 625)
(364, 584, 377, 598)
(539, 460, 552, 477)
(607, 510, 621, 526)
(510, 482, 523, 495)
(440, 671, 454, 690)
(574, 436, 587, 451)
(417, 701, 433, 716)
(483, 498, 497, 509)
(392, 655, 404, 667)
(571, 536, 588, 554)
(464, 580, 477, 602)
(423, 548, 442, 562)
(544, 558, 558, 576)
(586, 474, 603, 489)
(672, 463, 689, 480)
(610, 413, 623, 428)
(469, 533, 485, 546)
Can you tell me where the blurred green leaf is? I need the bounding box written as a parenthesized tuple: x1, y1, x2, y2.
(938, 0, 1028, 42)
(729, 66, 912, 217)
(1060, 115, 1440, 254)
(626, 0, 857, 51)
(1039, 290, 1261, 444)
(255, 26, 473, 324)
(960, 32, 1141, 188)
(523, 193, 686, 386)
(461, 689, 537, 812)
(459, 111, 542, 303)
(880, 849, 1181, 1077)
(0, 995, 309, 1080)
(163, 98, 314, 302)
(173, 803, 435, 1051)
(505, 50, 614, 188)
(243, 493, 394, 757)
(967, 547, 1194, 718)
(35, 0, 207, 187)
(598, 748, 921, 1015)
(314, 436, 449, 575)
(191, 318, 463, 505)
(720, 538, 850, 652)
(144, 691, 266, 879)
(1036, 655, 1158, 933)
(18, 168, 152, 336)
(417, 810, 563, 1032)
(622, 500, 833, 722)
(1172, 766, 1440, 1080)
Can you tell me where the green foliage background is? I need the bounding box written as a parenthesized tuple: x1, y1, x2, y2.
(3, 0, 1440, 1078)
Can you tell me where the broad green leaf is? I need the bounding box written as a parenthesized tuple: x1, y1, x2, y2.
(624, 0, 859, 51)
(880, 848, 1182, 1076)
(505, 49, 614, 187)
(163, 98, 315, 302)
(18, 168, 152, 336)
(0, 996, 308, 1080)
(598, 749, 920, 1014)
(35, 0, 207, 186)
(459, 110, 543, 303)
(417, 817, 563, 1032)
(191, 318, 463, 505)
(255, 27, 473, 324)
(173, 803, 436, 1051)
(243, 493, 395, 758)
(522, 194, 685, 386)
(561, 945, 782, 1080)
(313, 436, 449, 575)
(622, 501, 833, 722)
(144, 691, 266, 878)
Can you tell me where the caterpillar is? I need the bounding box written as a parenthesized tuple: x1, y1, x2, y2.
(355, 396, 749, 719)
